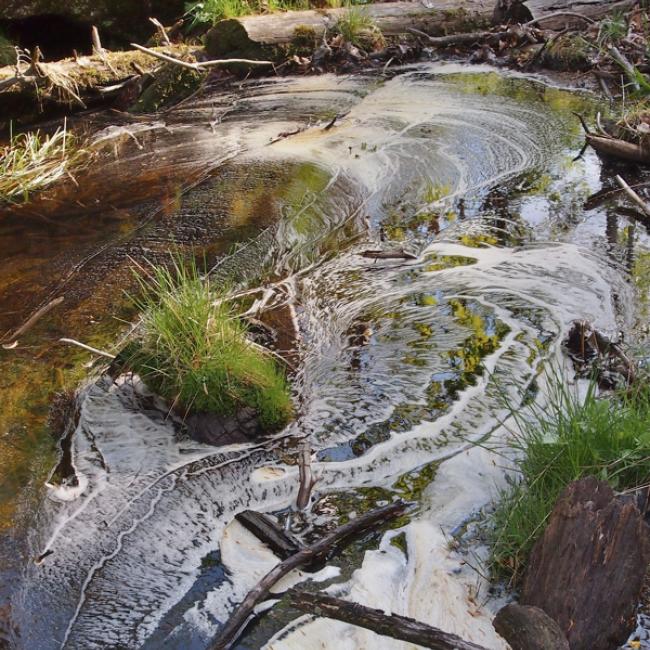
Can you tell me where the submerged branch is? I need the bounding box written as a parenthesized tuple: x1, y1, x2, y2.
(289, 589, 489, 650)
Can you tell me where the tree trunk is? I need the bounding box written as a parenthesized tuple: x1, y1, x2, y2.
(520, 476, 650, 650)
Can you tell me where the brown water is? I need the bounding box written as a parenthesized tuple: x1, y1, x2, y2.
(0, 64, 648, 649)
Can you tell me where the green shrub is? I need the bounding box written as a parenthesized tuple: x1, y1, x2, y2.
(489, 372, 650, 585)
(128, 258, 294, 431)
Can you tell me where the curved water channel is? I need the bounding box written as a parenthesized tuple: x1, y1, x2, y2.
(1, 63, 648, 649)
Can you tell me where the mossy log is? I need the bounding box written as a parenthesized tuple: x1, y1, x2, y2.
(205, 0, 636, 59)
(0, 44, 195, 127)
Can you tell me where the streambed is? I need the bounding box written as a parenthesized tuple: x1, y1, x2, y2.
(1, 63, 648, 649)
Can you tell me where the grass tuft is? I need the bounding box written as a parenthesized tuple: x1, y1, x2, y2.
(127, 257, 294, 431)
(0, 122, 86, 204)
(335, 5, 385, 50)
(489, 371, 650, 585)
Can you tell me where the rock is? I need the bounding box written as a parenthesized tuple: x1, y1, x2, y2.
(184, 406, 265, 446)
(0, 1, 184, 45)
(520, 476, 650, 650)
(492, 0, 533, 25)
(493, 604, 569, 650)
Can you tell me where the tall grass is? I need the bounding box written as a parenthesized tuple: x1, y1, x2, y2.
(0, 123, 85, 204)
(489, 372, 650, 585)
(128, 258, 294, 431)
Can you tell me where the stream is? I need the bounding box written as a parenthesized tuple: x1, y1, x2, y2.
(1, 63, 648, 649)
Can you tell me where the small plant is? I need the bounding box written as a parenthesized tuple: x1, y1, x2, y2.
(0, 122, 86, 204)
(185, 0, 311, 25)
(335, 5, 385, 50)
(127, 258, 294, 431)
(489, 372, 650, 585)
(597, 11, 628, 45)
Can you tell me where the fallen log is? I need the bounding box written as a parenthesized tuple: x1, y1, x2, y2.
(235, 510, 301, 559)
(209, 500, 408, 650)
(586, 133, 650, 165)
(205, 0, 636, 59)
(520, 476, 650, 650)
(289, 589, 489, 650)
(0, 45, 194, 126)
(616, 174, 650, 217)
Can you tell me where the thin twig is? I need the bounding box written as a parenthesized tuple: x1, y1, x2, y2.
(59, 338, 116, 359)
(616, 175, 650, 217)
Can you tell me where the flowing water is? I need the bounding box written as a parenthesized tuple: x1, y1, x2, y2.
(1, 63, 648, 649)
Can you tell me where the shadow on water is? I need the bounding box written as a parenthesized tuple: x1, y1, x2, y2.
(0, 64, 648, 649)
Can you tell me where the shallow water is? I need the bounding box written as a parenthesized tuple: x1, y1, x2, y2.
(1, 64, 648, 649)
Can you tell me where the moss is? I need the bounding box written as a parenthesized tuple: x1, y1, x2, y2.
(543, 35, 592, 72)
(290, 24, 318, 56)
(130, 63, 204, 113)
(0, 31, 15, 67)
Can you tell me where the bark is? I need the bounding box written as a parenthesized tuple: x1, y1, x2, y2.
(205, 0, 636, 59)
(493, 604, 569, 650)
(520, 476, 650, 650)
(209, 500, 408, 650)
(289, 589, 489, 650)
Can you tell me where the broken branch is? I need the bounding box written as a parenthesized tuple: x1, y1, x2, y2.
(209, 500, 408, 650)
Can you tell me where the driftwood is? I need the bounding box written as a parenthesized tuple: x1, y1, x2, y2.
(493, 604, 569, 650)
(205, 0, 636, 58)
(209, 500, 408, 650)
(235, 510, 301, 559)
(289, 589, 489, 650)
(520, 476, 650, 650)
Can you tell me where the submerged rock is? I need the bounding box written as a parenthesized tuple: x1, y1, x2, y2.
(184, 406, 265, 446)
(493, 604, 569, 650)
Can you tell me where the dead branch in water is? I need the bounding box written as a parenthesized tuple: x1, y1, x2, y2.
(235, 510, 301, 559)
(209, 500, 408, 650)
(289, 589, 489, 650)
(616, 175, 650, 217)
(1, 296, 65, 348)
(296, 440, 316, 510)
(59, 338, 116, 359)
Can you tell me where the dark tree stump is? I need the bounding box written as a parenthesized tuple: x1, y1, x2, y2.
(520, 476, 650, 650)
(493, 604, 569, 650)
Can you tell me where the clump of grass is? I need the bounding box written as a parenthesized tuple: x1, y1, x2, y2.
(489, 372, 650, 585)
(335, 5, 385, 50)
(128, 258, 294, 431)
(597, 11, 628, 46)
(0, 122, 86, 204)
